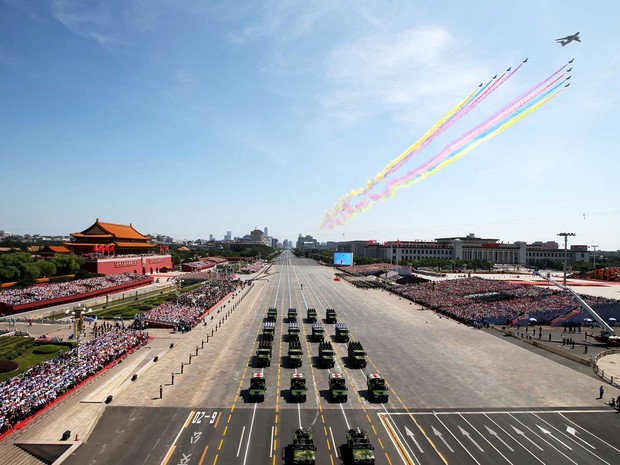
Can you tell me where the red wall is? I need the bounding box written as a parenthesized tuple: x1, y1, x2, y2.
(84, 255, 173, 275)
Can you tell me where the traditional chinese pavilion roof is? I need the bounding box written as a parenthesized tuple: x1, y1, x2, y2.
(71, 219, 151, 241)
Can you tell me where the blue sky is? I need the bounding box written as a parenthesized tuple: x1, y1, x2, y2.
(1, 1, 618, 250)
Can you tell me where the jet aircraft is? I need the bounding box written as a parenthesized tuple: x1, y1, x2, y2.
(567, 68, 572, 72)
(556, 32, 580, 47)
(568, 59, 575, 63)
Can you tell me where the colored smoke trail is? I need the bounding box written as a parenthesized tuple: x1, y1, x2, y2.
(322, 65, 568, 229)
(321, 63, 527, 227)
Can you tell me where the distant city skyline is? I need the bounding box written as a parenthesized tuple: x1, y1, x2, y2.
(1, 2, 618, 250)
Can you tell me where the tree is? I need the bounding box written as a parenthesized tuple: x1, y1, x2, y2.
(37, 260, 57, 278)
(52, 254, 84, 275)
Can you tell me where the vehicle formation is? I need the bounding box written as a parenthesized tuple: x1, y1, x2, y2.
(288, 428, 316, 465)
(329, 372, 348, 403)
(248, 372, 266, 402)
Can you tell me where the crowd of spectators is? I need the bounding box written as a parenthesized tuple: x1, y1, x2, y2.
(0, 327, 148, 434)
(0, 273, 152, 307)
(141, 278, 238, 329)
(391, 277, 619, 325)
(239, 260, 265, 274)
(345, 263, 399, 276)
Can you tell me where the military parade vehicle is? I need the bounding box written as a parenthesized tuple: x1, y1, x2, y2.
(311, 322, 324, 342)
(347, 341, 367, 368)
(346, 428, 375, 464)
(288, 308, 298, 322)
(335, 322, 350, 342)
(248, 372, 266, 402)
(290, 373, 307, 402)
(288, 429, 316, 465)
(262, 321, 275, 341)
(288, 339, 303, 368)
(318, 341, 335, 368)
(256, 340, 272, 367)
(306, 308, 317, 323)
(288, 321, 300, 341)
(328, 373, 348, 403)
(366, 373, 389, 403)
(267, 307, 277, 322)
(325, 308, 337, 324)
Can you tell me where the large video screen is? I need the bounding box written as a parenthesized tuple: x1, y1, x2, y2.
(333, 252, 353, 266)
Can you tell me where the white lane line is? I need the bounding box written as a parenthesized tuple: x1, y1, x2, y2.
(509, 414, 577, 465)
(329, 426, 338, 458)
(338, 401, 351, 430)
(433, 411, 482, 465)
(557, 413, 620, 453)
(159, 411, 194, 465)
(242, 402, 259, 465)
(237, 425, 246, 457)
(459, 414, 515, 464)
(269, 426, 273, 458)
(484, 414, 546, 465)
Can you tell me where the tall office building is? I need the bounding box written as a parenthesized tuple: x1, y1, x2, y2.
(264, 227, 269, 237)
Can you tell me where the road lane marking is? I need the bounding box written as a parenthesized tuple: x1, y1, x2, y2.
(329, 427, 338, 457)
(159, 411, 195, 465)
(237, 425, 246, 457)
(433, 411, 482, 465)
(410, 414, 447, 464)
(198, 445, 209, 465)
(378, 413, 416, 465)
(242, 401, 259, 465)
(213, 412, 221, 429)
(484, 414, 546, 465)
(559, 413, 620, 453)
(509, 415, 577, 465)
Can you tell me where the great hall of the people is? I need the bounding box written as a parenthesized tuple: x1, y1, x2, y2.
(337, 233, 591, 266)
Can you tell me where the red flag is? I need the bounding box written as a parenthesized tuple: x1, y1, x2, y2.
(397, 239, 401, 246)
(165, 245, 169, 252)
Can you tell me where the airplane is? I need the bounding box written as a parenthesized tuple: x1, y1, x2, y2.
(493, 75, 497, 79)
(565, 83, 571, 87)
(506, 67, 512, 72)
(566, 76, 571, 80)
(567, 67, 573, 72)
(523, 58, 528, 63)
(568, 58, 575, 63)
(478, 83, 483, 87)
(556, 32, 580, 46)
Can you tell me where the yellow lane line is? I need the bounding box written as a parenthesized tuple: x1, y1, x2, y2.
(197, 445, 209, 465)
(184, 411, 196, 428)
(160, 445, 176, 465)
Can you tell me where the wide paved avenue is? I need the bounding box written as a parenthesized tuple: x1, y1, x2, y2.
(65, 251, 620, 465)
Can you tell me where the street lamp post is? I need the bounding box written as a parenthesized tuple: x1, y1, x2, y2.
(557, 232, 576, 287)
(66, 305, 92, 363)
(591, 245, 599, 271)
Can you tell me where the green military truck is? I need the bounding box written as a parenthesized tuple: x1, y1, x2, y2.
(366, 373, 389, 403)
(325, 308, 337, 324)
(267, 307, 277, 322)
(248, 372, 266, 402)
(346, 428, 375, 464)
(289, 429, 316, 465)
(290, 373, 307, 402)
(311, 322, 324, 343)
(347, 341, 367, 368)
(329, 373, 348, 403)
(306, 308, 317, 323)
(318, 341, 335, 368)
(288, 308, 298, 322)
(256, 340, 272, 367)
(335, 322, 349, 343)
(288, 322, 300, 341)
(288, 339, 303, 368)
(263, 321, 275, 341)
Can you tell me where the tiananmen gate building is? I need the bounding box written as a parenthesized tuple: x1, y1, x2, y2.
(63, 219, 172, 275)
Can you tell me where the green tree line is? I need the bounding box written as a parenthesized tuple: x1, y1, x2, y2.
(0, 252, 84, 285)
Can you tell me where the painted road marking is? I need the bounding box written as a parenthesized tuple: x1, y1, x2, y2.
(237, 425, 246, 457)
(160, 411, 195, 465)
